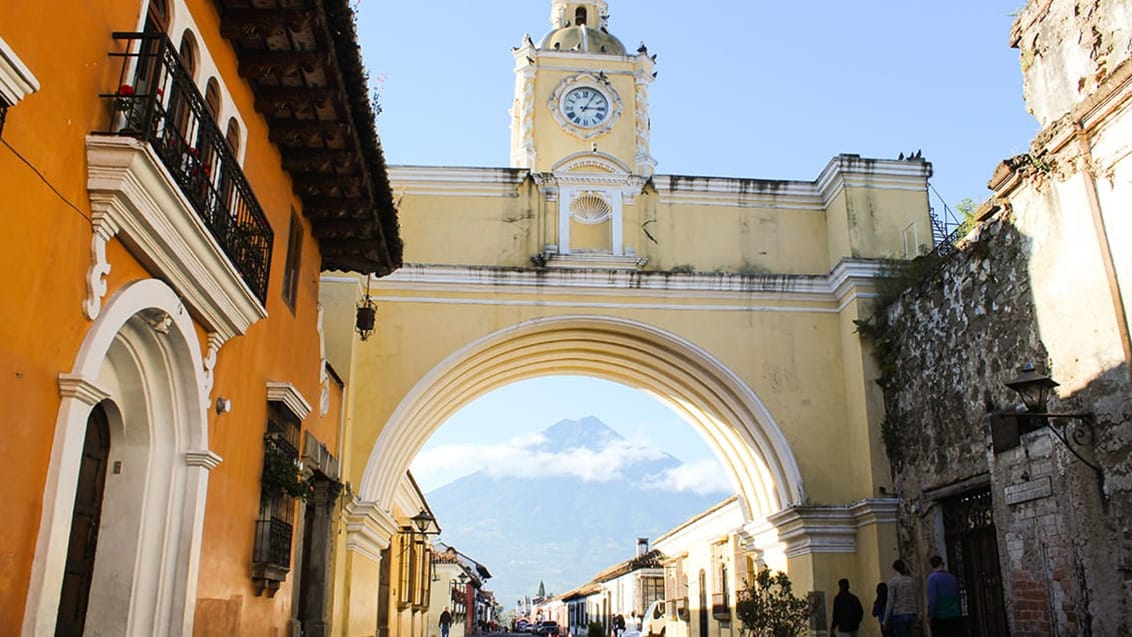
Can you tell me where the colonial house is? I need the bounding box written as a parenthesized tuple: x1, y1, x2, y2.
(428, 544, 495, 637)
(0, 0, 399, 633)
(651, 499, 748, 637)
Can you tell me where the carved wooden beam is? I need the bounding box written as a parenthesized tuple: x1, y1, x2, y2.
(302, 196, 373, 219)
(254, 86, 342, 114)
(267, 120, 352, 147)
(281, 149, 358, 174)
(220, 9, 318, 40)
(291, 173, 364, 196)
(238, 50, 332, 80)
(310, 219, 376, 239)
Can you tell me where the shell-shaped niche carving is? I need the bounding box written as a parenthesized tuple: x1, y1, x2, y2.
(569, 192, 612, 224)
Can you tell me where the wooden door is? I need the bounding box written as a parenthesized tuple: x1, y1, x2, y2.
(55, 405, 111, 636)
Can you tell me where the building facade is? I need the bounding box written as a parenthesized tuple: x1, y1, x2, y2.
(0, 0, 399, 633)
(877, 1, 1132, 636)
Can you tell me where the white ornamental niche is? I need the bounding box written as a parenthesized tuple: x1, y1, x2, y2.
(560, 186, 620, 255)
(548, 153, 646, 267)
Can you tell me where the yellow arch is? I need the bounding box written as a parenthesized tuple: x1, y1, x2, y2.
(358, 314, 805, 521)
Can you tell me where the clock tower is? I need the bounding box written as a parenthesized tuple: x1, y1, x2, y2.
(510, 0, 656, 260)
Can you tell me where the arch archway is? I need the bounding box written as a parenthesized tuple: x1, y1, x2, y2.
(358, 314, 805, 525)
(23, 279, 215, 636)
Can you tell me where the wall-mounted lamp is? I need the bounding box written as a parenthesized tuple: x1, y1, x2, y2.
(410, 508, 440, 536)
(994, 363, 1101, 478)
(215, 396, 232, 415)
(356, 273, 377, 341)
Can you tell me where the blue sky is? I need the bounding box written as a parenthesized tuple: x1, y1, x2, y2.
(357, 0, 1038, 219)
(361, 1, 1040, 492)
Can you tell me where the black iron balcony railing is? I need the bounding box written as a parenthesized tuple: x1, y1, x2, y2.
(252, 517, 294, 568)
(102, 32, 272, 303)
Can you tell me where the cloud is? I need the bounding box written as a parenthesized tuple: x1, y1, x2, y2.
(484, 438, 669, 482)
(412, 433, 673, 488)
(638, 458, 733, 495)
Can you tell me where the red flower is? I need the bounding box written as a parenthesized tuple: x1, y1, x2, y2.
(118, 84, 135, 96)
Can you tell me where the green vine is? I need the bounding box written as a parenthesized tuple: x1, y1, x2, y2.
(261, 434, 311, 500)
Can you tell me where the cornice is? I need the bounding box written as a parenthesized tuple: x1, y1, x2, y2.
(766, 499, 901, 558)
(766, 505, 858, 558)
(58, 374, 111, 406)
(344, 499, 396, 562)
(651, 157, 930, 210)
(0, 35, 39, 105)
(376, 261, 888, 301)
(388, 166, 528, 198)
(85, 135, 267, 341)
(814, 155, 932, 206)
(266, 381, 313, 421)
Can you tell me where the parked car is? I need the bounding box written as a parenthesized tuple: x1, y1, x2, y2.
(533, 621, 559, 636)
(641, 600, 666, 637)
(514, 620, 531, 633)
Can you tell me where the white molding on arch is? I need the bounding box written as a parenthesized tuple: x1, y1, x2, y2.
(23, 278, 211, 637)
(357, 314, 805, 526)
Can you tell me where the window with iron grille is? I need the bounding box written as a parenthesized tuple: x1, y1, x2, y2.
(252, 405, 301, 597)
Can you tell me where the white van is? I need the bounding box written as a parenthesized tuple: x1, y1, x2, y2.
(640, 600, 666, 637)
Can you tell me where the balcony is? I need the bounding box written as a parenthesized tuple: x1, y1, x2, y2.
(711, 592, 731, 621)
(101, 32, 272, 302)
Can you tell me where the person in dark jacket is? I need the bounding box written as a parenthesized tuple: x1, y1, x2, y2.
(440, 607, 453, 637)
(830, 578, 865, 637)
(872, 582, 892, 636)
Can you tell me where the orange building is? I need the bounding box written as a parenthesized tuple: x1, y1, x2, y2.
(0, 0, 400, 634)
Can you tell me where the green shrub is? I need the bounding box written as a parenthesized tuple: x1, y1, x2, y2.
(735, 566, 810, 637)
(587, 621, 605, 637)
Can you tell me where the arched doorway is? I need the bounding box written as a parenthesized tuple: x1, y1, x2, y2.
(24, 279, 214, 636)
(54, 404, 111, 635)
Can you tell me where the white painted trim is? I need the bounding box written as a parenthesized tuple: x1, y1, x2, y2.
(766, 506, 858, 558)
(57, 374, 112, 406)
(344, 499, 397, 563)
(85, 135, 267, 341)
(266, 381, 313, 421)
(185, 449, 224, 470)
(24, 279, 209, 637)
(388, 166, 528, 198)
(0, 35, 39, 105)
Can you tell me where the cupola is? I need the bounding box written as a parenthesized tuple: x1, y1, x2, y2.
(538, 0, 625, 55)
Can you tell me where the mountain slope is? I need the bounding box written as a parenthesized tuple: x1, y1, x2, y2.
(425, 417, 729, 608)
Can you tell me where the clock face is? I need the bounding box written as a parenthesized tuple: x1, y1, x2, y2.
(562, 87, 610, 128)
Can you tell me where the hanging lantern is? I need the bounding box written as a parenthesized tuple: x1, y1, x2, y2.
(356, 274, 377, 341)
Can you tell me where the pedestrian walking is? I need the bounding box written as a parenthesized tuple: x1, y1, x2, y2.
(440, 607, 453, 637)
(927, 555, 965, 637)
(882, 560, 918, 637)
(829, 578, 864, 637)
(872, 582, 892, 637)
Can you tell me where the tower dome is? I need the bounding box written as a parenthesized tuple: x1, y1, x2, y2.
(538, 0, 626, 55)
